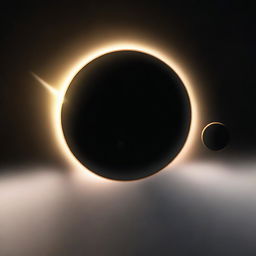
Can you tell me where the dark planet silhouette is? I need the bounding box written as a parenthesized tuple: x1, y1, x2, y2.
(202, 122, 229, 151)
(61, 50, 191, 180)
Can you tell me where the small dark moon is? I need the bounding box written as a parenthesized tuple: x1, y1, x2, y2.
(202, 122, 229, 151)
(61, 50, 191, 180)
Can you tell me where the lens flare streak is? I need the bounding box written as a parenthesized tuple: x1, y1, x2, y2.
(31, 72, 60, 97)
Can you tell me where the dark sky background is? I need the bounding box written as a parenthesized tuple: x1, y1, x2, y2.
(0, 1, 256, 256)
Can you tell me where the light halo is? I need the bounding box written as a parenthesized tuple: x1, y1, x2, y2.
(53, 43, 199, 182)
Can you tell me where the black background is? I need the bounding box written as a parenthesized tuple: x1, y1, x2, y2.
(0, 1, 255, 167)
(0, 1, 256, 255)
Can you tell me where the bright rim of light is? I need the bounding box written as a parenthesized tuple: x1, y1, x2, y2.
(53, 42, 200, 182)
(201, 122, 225, 145)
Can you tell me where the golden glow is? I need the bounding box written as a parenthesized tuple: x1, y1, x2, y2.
(49, 42, 200, 182)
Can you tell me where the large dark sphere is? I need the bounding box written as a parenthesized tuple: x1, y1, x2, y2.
(61, 50, 191, 180)
(202, 122, 229, 151)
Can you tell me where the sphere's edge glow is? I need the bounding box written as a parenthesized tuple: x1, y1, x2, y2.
(201, 122, 227, 150)
(53, 43, 200, 182)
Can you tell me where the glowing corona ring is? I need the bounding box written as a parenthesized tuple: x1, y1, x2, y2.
(53, 43, 199, 181)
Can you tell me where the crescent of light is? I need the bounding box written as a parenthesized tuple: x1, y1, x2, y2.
(49, 42, 200, 182)
(201, 122, 225, 145)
